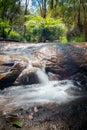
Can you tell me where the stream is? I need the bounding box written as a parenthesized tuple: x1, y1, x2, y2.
(0, 43, 87, 112)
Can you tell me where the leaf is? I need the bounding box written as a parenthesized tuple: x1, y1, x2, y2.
(12, 120, 23, 128)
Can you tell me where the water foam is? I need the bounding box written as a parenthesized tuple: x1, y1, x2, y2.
(36, 68, 49, 84)
(0, 79, 83, 112)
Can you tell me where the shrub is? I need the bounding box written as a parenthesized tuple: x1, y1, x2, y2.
(25, 15, 66, 42)
(71, 33, 85, 42)
(8, 31, 20, 41)
(0, 18, 10, 38)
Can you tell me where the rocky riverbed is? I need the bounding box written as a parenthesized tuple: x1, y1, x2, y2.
(0, 98, 87, 130)
(0, 41, 87, 130)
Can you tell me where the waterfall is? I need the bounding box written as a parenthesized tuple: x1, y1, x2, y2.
(25, 59, 49, 84)
(36, 68, 49, 84)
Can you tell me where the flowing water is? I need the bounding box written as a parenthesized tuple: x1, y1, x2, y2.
(0, 43, 86, 112)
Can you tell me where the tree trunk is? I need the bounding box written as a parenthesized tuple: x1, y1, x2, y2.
(23, 0, 29, 37)
(42, 0, 46, 18)
(49, 0, 54, 10)
(84, 22, 87, 41)
(80, 0, 87, 41)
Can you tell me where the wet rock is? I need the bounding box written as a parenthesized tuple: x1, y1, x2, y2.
(48, 72, 61, 80)
(0, 63, 25, 89)
(0, 54, 29, 67)
(10, 54, 29, 65)
(0, 54, 28, 89)
(1, 98, 87, 130)
(32, 60, 42, 68)
(70, 72, 87, 88)
(16, 67, 40, 85)
(35, 44, 87, 81)
(0, 54, 41, 87)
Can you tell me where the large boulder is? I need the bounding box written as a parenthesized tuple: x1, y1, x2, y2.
(35, 43, 87, 81)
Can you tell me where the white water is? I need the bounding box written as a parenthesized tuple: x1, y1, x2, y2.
(0, 69, 83, 112)
(0, 43, 86, 112)
(36, 68, 49, 84)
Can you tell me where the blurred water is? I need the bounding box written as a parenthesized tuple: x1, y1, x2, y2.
(36, 68, 49, 84)
(0, 43, 86, 112)
(0, 78, 85, 112)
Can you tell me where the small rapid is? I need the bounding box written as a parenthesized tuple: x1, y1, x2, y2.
(0, 42, 87, 112)
(36, 68, 49, 84)
(0, 68, 84, 112)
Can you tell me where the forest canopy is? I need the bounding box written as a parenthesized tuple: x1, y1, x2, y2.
(0, 0, 87, 43)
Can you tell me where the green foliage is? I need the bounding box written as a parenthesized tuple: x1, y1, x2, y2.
(0, 0, 86, 42)
(61, 36, 67, 43)
(0, 18, 11, 38)
(71, 33, 85, 43)
(12, 120, 23, 128)
(0, 18, 23, 41)
(25, 15, 66, 42)
(8, 31, 20, 41)
(0, 19, 9, 27)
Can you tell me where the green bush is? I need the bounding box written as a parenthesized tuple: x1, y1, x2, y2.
(61, 36, 67, 43)
(25, 15, 66, 42)
(0, 18, 10, 38)
(71, 33, 85, 42)
(8, 31, 20, 41)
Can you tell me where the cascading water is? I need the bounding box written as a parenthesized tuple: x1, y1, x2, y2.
(36, 68, 49, 84)
(0, 43, 86, 112)
(0, 67, 84, 112)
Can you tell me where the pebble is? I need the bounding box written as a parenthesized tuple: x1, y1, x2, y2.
(34, 106, 38, 113)
(28, 113, 34, 120)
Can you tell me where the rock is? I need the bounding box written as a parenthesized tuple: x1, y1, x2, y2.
(70, 72, 87, 87)
(32, 60, 42, 68)
(48, 72, 61, 80)
(0, 54, 28, 89)
(0, 63, 25, 89)
(34, 106, 39, 113)
(28, 113, 34, 120)
(0, 55, 13, 74)
(0, 54, 41, 87)
(0, 54, 29, 66)
(16, 67, 40, 85)
(10, 54, 29, 65)
(0, 55, 11, 65)
(35, 44, 87, 81)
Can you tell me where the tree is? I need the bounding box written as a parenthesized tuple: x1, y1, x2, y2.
(0, 0, 23, 22)
(47, 0, 87, 41)
(32, 0, 47, 18)
(23, 0, 30, 37)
